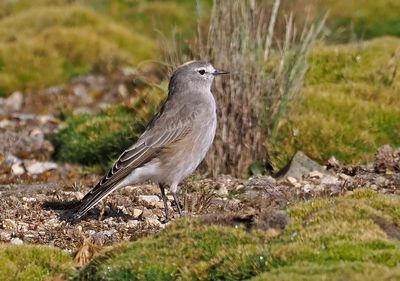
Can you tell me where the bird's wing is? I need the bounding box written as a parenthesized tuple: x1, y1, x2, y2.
(74, 99, 204, 218)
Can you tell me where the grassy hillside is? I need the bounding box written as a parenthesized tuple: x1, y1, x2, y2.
(269, 36, 400, 169)
(0, 0, 208, 96)
(1, 190, 399, 280)
(282, 0, 400, 42)
(73, 189, 400, 280)
(0, 244, 73, 281)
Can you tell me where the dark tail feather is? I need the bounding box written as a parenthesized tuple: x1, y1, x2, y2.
(73, 182, 121, 220)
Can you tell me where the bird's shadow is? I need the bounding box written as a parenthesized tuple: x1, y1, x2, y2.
(42, 199, 136, 224)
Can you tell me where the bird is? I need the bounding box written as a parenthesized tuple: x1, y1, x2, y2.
(72, 60, 228, 221)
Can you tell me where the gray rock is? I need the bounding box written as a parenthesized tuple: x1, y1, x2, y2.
(127, 220, 140, 228)
(5, 91, 23, 111)
(5, 153, 21, 166)
(11, 162, 25, 175)
(277, 151, 325, 180)
(309, 171, 324, 179)
(138, 195, 160, 204)
(0, 231, 11, 241)
(3, 219, 17, 230)
(321, 175, 340, 185)
(24, 160, 58, 175)
(10, 237, 23, 245)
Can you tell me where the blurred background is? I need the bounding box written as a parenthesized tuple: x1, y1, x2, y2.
(0, 0, 399, 179)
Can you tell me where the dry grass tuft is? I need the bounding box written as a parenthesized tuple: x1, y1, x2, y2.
(167, 0, 325, 176)
(74, 238, 103, 266)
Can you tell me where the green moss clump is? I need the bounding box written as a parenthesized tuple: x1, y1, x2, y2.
(78, 219, 269, 281)
(75, 189, 400, 280)
(256, 189, 400, 280)
(0, 244, 73, 281)
(269, 37, 400, 170)
(52, 106, 146, 168)
(0, 5, 157, 95)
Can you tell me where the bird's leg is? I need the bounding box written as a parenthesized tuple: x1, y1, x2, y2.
(172, 192, 184, 217)
(159, 183, 170, 222)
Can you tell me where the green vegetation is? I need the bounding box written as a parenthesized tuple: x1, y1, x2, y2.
(253, 189, 400, 280)
(72, 189, 400, 280)
(269, 36, 400, 170)
(78, 219, 269, 280)
(52, 85, 164, 169)
(318, 0, 400, 41)
(281, 0, 400, 42)
(1, 190, 399, 280)
(52, 106, 145, 169)
(0, 5, 157, 95)
(0, 0, 210, 96)
(0, 244, 73, 281)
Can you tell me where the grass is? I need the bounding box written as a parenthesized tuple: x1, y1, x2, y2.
(77, 219, 270, 280)
(52, 106, 145, 169)
(0, 5, 158, 96)
(52, 86, 164, 169)
(0, 244, 73, 281)
(1, 189, 399, 280)
(280, 0, 400, 42)
(253, 189, 400, 280)
(269, 36, 400, 170)
(73, 189, 400, 280)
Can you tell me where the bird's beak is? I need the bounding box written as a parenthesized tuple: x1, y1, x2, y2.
(212, 69, 229, 76)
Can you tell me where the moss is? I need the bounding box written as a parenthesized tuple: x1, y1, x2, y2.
(74, 190, 400, 280)
(0, 244, 73, 281)
(269, 37, 400, 170)
(269, 190, 400, 272)
(0, 5, 157, 95)
(78, 219, 269, 281)
(52, 106, 145, 169)
(52, 85, 165, 169)
(281, 0, 400, 42)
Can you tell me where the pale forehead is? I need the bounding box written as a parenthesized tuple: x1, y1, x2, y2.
(178, 61, 214, 72)
(194, 64, 214, 72)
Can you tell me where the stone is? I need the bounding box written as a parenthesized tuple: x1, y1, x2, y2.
(146, 218, 162, 227)
(321, 175, 340, 185)
(0, 119, 12, 128)
(127, 220, 140, 228)
(24, 160, 58, 175)
(3, 219, 17, 230)
(5, 91, 23, 111)
(338, 173, 351, 180)
(277, 151, 325, 180)
(22, 197, 37, 202)
(309, 171, 324, 179)
(132, 208, 143, 218)
(10, 237, 23, 245)
(303, 184, 313, 193)
(0, 231, 11, 241)
(118, 84, 129, 98)
(29, 128, 45, 146)
(11, 162, 25, 175)
(5, 153, 21, 166)
(216, 184, 228, 196)
(138, 195, 160, 204)
(287, 177, 298, 185)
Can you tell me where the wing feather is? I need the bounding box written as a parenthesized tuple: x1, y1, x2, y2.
(74, 101, 204, 218)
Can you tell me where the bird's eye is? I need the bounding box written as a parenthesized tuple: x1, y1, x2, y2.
(198, 69, 206, 75)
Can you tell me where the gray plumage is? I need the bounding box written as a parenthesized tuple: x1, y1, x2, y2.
(73, 61, 228, 221)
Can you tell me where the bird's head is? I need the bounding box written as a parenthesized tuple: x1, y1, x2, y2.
(169, 61, 228, 94)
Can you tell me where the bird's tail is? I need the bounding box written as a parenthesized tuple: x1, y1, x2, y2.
(72, 181, 122, 221)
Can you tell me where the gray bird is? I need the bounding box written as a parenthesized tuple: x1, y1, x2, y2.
(73, 61, 228, 221)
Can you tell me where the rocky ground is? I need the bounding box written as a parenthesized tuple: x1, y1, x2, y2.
(0, 73, 399, 262)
